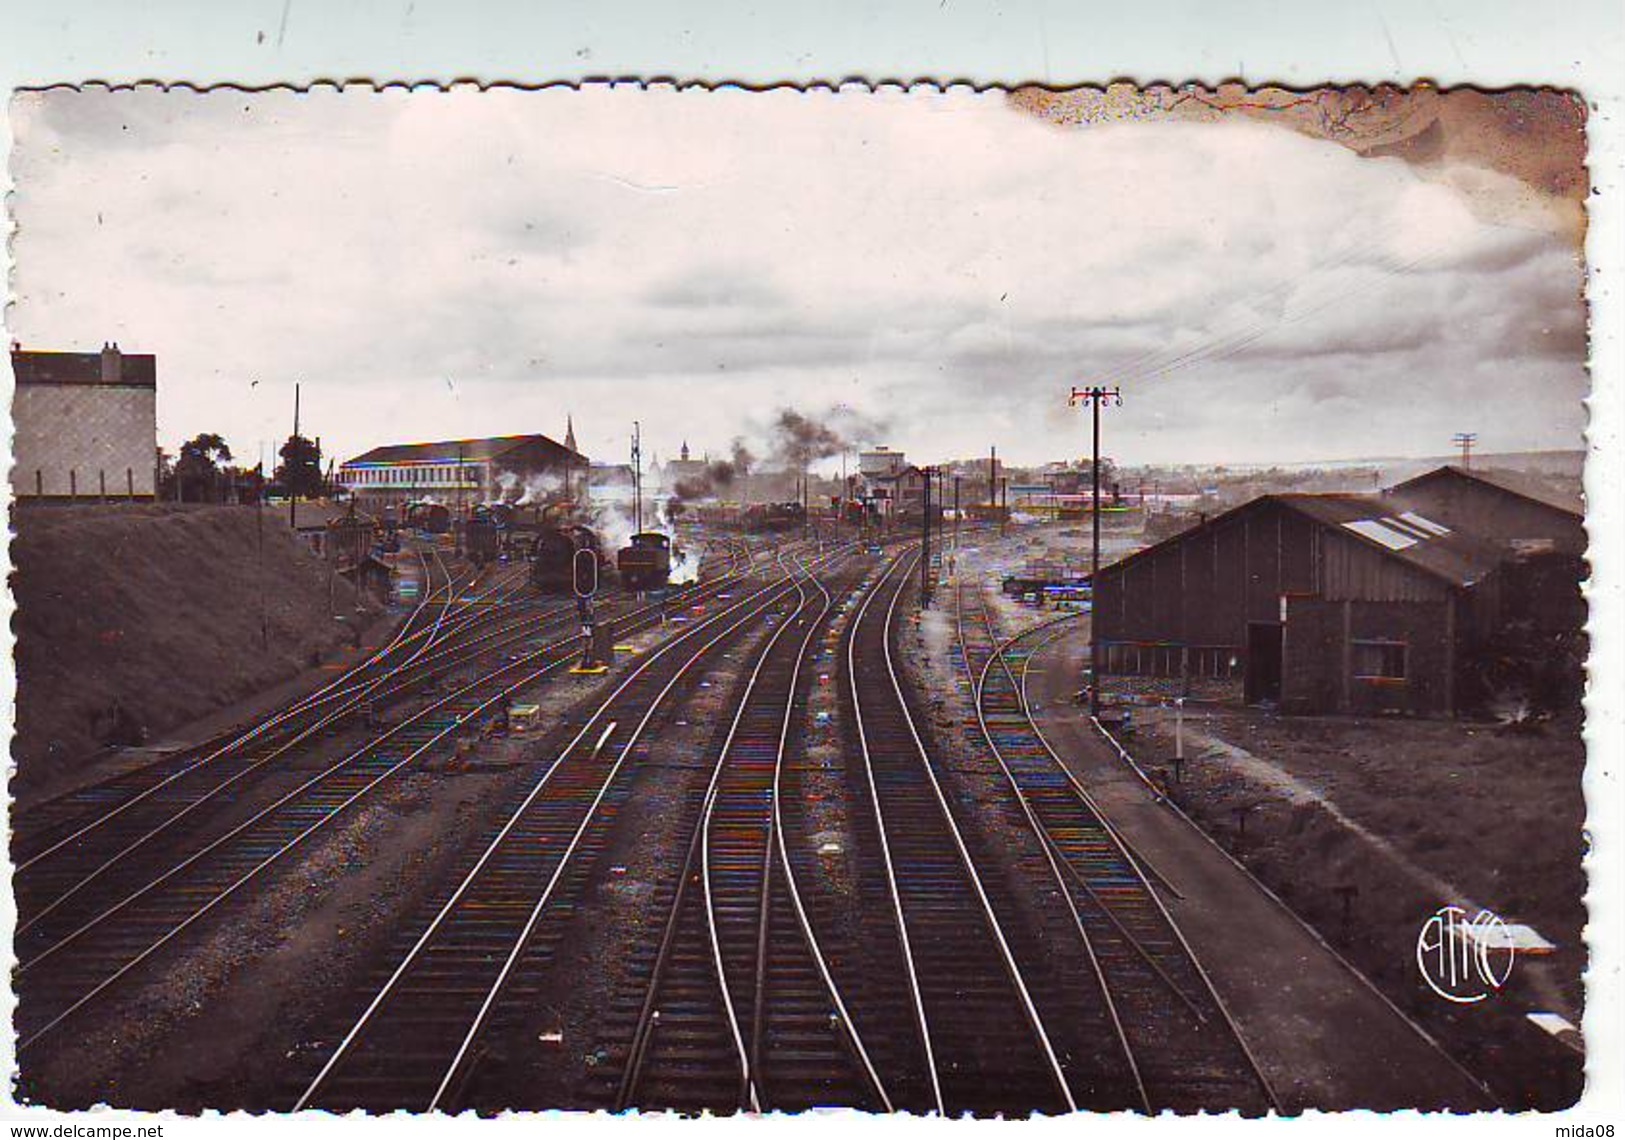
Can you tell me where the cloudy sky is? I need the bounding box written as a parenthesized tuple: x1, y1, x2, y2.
(7, 85, 1589, 471)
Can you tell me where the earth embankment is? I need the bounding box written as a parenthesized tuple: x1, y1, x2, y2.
(8, 503, 382, 786)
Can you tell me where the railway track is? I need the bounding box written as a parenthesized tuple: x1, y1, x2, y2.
(11, 547, 495, 867)
(10, 567, 589, 947)
(12, 541, 760, 1059)
(288, 546, 851, 1111)
(839, 548, 1076, 1117)
(956, 580, 1278, 1114)
(15, 535, 745, 873)
(12, 537, 752, 937)
(603, 549, 890, 1113)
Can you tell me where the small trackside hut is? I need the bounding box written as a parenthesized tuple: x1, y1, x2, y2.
(1091, 492, 1511, 717)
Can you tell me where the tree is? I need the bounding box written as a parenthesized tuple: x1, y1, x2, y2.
(222, 463, 266, 504)
(276, 434, 325, 499)
(174, 432, 233, 502)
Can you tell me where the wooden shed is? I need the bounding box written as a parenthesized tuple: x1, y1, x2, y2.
(1092, 494, 1504, 716)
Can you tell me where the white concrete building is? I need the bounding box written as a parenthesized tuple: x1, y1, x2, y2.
(9, 343, 158, 499)
(338, 432, 588, 513)
(858, 446, 907, 479)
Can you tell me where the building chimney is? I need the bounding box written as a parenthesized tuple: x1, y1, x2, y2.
(100, 341, 122, 385)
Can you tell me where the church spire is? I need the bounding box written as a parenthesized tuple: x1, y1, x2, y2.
(564, 414, 577, 454)
(680, 439, 690, 462)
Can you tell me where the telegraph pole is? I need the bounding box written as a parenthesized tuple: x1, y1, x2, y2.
(920, 466, 933, 602)
(256, 460, 269, 649)
(1452, 432, 1477, 469)
(289, 382, 300, 529)
(1070, 385, 1123, 719)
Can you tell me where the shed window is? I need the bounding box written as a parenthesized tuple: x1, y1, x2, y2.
(1352, 640, 1407, 681)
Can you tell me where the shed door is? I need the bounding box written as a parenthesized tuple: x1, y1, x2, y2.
(1245, 622, 1283, 704)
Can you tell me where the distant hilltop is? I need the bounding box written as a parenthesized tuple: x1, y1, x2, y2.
(1161, 449, 1585, 481)
(1295, 449, 1584, 480)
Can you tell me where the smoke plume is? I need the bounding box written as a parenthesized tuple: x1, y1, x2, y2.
(767, 406, 887, 470)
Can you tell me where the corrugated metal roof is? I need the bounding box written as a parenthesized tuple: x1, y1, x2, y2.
(1098, 492, 1503, 590)
(343, 434, 586, 467)
(11, 348, 157, 388)
(1276, 494, 1503, 588)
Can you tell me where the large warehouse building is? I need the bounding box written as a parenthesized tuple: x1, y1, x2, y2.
(337, 432, 588, 514)
(9, 342, 158, 500)
(1091, 467, 1585, 718)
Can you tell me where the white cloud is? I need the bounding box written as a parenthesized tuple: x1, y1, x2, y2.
(7, 85, 1588, 469)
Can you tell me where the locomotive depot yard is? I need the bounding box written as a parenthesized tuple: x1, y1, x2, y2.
(4, 84, 1594, 1119)
(6, 434, 1587, 1115)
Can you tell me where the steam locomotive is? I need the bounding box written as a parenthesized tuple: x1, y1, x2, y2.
(617, 532, 674, 591)
(529, 523, 611, 593)
(463, 514, 502, 567)
(405, 500, 452, 534)
(476, 501, 516, 530)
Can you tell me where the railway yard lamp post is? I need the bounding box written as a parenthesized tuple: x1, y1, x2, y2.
(1069, 385, 1122, 721)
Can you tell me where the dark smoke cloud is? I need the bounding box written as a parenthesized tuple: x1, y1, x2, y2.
(667, 438, 757, 503)
(706, 463, 735, 487)
(767, 406, 888, 470)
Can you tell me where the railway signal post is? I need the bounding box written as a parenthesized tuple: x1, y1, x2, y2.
(572, 549, 612, 673)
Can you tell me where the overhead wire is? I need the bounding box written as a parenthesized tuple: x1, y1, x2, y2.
(1084, 229, 1463, 392)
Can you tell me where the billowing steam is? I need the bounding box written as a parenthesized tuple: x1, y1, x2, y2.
(498, 470, 567, 506)
(662, 495, 700, 584)
(582, 479, 698, 586)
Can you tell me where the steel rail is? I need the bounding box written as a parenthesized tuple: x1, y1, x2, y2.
(766, 558, 896, 1112)
(999, 604, 1283, 1113)
(11, 546, 480, 873)
(14, 581, 578, 939)
(847, 549, 1077, 1114)
(965, 593, 1201, 1009)
(17, 551, 760, 975)
(17, 550, 767, 1051)
(611, 547, 892, 1111)
(17, 539, 750, 932)
(843, 553, 943, 1113)
(427, 546, 856, 1112)
(687, 558, 820, 1111)
(581, 546, 817, 1112)
(953, 583, 1152, 1112)
(292, 545, 849, 1111)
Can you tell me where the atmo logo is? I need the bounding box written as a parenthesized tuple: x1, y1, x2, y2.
(1415, 905, 1516, 1004)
